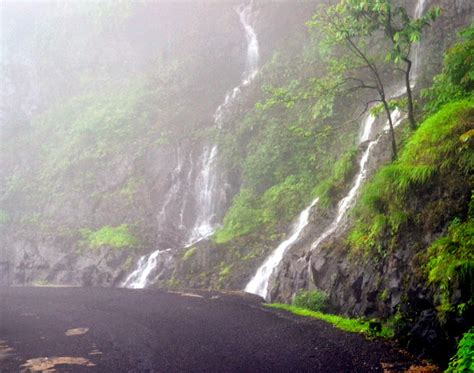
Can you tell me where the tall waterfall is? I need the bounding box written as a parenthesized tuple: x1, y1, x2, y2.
(122, 2, 260, 289)
(412, 0, 429, 80)
(188, 1, 259, 245)
(245, 0, 427, 300)
(245, 198, 319, 300)
(309, 109, 403, 253)
(244, 106, 404, 299)
(187, 145, 219, 243)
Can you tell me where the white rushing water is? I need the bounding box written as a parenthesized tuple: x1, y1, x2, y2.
(187, 2, 259, 245)
(310, 109, 403, 253)
(247, 0, 425, 299)
(188, 145, 219, 243)
(215, 3, 259, 126)
(412, 0, 428, 80)
(122, 249, 170, 289)
(123, 3, 259, 289)
(239, 2, 259, 84)
(244, 107, 403, 299)
(245, 198, 319, 299)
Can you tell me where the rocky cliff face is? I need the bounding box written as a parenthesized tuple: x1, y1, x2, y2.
(0, 1, 320, 287)
(0, 2, 247, 286)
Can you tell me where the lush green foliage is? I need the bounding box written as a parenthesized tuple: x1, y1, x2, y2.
(314, 148, 358, 208)
(293, 290, 329, 312)
(215, 189, 264, 243)
(349, 98, 474, 255)
(423, 25, 474, 114)
(266, 303, 394, 338)
(215, 20, 361, 244)
(182, 247, 197, 261)
(81, 224, 138, 249)
(427, 211, 474, 317)
(446, 327, 474, 373)
(0, 210, 10, 225)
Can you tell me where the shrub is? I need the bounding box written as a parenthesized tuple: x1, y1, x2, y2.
(349, 98, 474, 255)
(427, 212, 474, 318)
(422, 25, 474, 114)
(182, 247, 197, 261)
(293, 290, 329, 312)
(81, 224, 138, 249)
(446, 327, 474, 372)
(215, 189, 263, 243)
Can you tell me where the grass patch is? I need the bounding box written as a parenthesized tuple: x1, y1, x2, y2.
(266, 303, 394, 338)
(446, 327, 474, 373)
(81, 224, 139, 249)
(182, 247, 197, 261)
(293, 290, 329, 312)
(349, 98, 474, 256)
(427, 206, 474, 319)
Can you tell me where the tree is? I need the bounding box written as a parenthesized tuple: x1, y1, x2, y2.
(309, 1, 398, 159)
(308, 0, 440, 159)
(339, 0, 441, 130)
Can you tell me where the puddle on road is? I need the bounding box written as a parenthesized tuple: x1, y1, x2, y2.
(167, 290, 204, 298)
(21, 356, 95, 372)
(65, 327, 89, 336)
(88, 349, 103, 356)
(180, 292, 203, 298)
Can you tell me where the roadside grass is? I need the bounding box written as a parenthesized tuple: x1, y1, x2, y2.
(265, 303, 394, 339)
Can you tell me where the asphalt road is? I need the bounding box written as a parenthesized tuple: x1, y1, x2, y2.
(0, 287, 419, 372)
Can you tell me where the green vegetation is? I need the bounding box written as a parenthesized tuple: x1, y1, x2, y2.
(182, 247, 197, 261)
(216, 175, 316, 243)
(81, 224, 139, 249)
(427, 213, 474, 318)
(313, 148, 358, 209)
(309, 0, 440, 158)
(293, 290, 329, 312)
(423, 25, 474, 115)
(347, 24, 473, 332)
(266, 303, 394, 338)
(0, 210, 10, 225)
(349, 98, 474, 256)
(215, 17, 361, 244)
(446, 327, 474, 373)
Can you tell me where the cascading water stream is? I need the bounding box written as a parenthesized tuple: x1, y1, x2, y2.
(245, 108, 403, 299)
(245, 198, 319, 300)
(245, 0, 427, 299)
(122, 249, 171, 289)
(122, 2, 259, 289)
(188, 145, 219, 243)
(187, 1, 259, 245)
(310, 109, 403, 253)
(412, 0, 428, 80)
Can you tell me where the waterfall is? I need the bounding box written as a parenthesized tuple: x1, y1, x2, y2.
(412, 0, 429, 80)
(310, 110, 403, 253)
(122, 249, 170, 289)
(187, 145, 219, 243)
(245, 198, 319, 300)
(239, 2, 259, 84)
(122, 2, 260, 289)
(214, 3, 259, 127)
(245, 106, 404, 300)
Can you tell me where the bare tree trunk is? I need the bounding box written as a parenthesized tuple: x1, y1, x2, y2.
(382, 99, 397, 161)
(404, 58, 417, 130)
